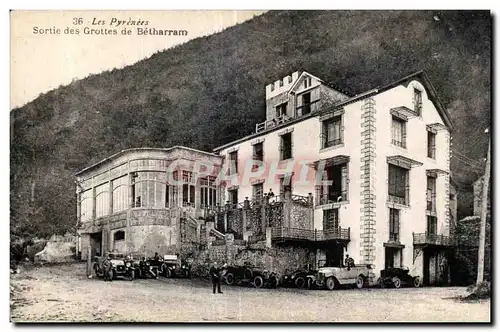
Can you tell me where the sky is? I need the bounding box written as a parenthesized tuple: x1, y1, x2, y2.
(10, 10, 266, 109)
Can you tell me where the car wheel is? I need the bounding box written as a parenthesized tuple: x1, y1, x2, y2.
(225, 273, 235, 285)
(393, 276, 402, 289)
(295, 277, 306, 289)
(253, 276, 264, 288)
(325, 277, 336, 290)
(128, 270, 135, 281)
(413, 277, 421, 288)
(165, 268, 171, 278)
(356, 275, 365, 289)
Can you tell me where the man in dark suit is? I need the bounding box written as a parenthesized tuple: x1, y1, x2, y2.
(210, 262, 223, 294)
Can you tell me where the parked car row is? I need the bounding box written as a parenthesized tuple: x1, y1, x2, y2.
(93, 254, 422, 290)
(92, 253, 192, 281)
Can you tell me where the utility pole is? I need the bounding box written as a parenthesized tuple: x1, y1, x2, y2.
(477, 132, 490, 284)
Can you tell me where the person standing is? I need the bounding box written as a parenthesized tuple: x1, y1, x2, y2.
(102, 253, 113, 282)
(210, 262, 223, 294)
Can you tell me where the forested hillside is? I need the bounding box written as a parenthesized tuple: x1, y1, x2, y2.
(10, 10, 491, 239)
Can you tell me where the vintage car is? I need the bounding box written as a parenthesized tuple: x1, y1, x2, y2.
(136, 257, 160, 279)
(378, 267, 421, 288)
(315, 264, 372, 290)
(281, 265, 317, 289)
(223, 263, 279, 288)
(93, 253, 136, 281)
(161, 255, 191, 278)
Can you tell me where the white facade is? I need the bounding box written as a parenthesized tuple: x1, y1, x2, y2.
(214, 70, 454, 284)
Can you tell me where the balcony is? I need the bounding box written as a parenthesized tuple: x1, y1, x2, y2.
(255, 115, 292, 133)
(413, 233, 456, 247)
(271, 226, 350, 243)
(317, 192, 348, 206)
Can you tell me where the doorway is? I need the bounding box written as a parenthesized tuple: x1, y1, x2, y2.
(89, 232, 102, 257)
(325, 245, 344, 267)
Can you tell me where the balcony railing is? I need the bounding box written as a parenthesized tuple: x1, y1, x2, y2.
(255, 115, 292, 133)
(388, 194, 407, 206)
(271, 226, 350, 242)
(413, 233, 456, 246)
(317, 192, 348, 206)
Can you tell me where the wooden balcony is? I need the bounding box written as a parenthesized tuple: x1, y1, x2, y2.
(413, 233, 456, 247)
(255, 115, 293, 133)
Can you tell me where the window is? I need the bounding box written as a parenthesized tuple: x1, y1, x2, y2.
(200, 177, 217, 208)
(388, 165, 409, 205)
(427, 216, 437, 235)
(414, 88, 422, 114)
(280, 175, 293, 197)
(301, 93, 311, 115)
(426, 176, 436, 212)
(280, 132, 293, 160)
(391, 116, 407, 148)
(132, 172, 168, 208)
(112, 176, 129, 213)
(252, 183, 264, 201)
(389, 208, 400, 242)
(165, 185, 172, 208)
(304, 77, 312, 88)
(288, 76, 293, 84)
(229, 151, 238, 175)
(80, 189, 93, 222)
(228, 189, 238, 206)
(279, 79, 284, 87)
(276, 102, 287, 118)
(318, 163, 349, 205)
(270, 84, 275, 92)
(322, 116, 343, 148)
(427, 131, 436, 159)
(253, 142, 264, 162)
(114, 230, 125, 241)
(182, 183, 196, 207)
(323, 208, 339, 230)
(95, 183, 110, 218)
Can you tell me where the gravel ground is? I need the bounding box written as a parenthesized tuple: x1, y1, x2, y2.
(10, 263, 491, 323)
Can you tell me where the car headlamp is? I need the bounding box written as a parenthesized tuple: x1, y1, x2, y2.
(182, 265, 186, 269)
(172, 266, 176, 269)
(126, 262, 131, 268)
(291, 275, 295, 279)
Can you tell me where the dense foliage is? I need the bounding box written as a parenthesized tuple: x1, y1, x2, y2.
(10, 10, 491, 239)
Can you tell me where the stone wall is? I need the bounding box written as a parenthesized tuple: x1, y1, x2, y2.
(190, 242, 315, 277)
(227, 209, 243, 239)
(290, 203, 312, 229)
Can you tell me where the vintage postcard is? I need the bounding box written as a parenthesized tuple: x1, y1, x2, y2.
(9, 9, 491, 323)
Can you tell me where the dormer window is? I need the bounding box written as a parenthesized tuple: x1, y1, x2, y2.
(279, 79, 284, 87)
(276, 102, 287, 118)
(304, 77, 312, 89)
(288, 76, 293, 84)
(414, 88, 422, 115)
(270, 84, 275, 92)
(301, 93, 311, 115)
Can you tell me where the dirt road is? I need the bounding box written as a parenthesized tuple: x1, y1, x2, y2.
(10, 263, 490, 323)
